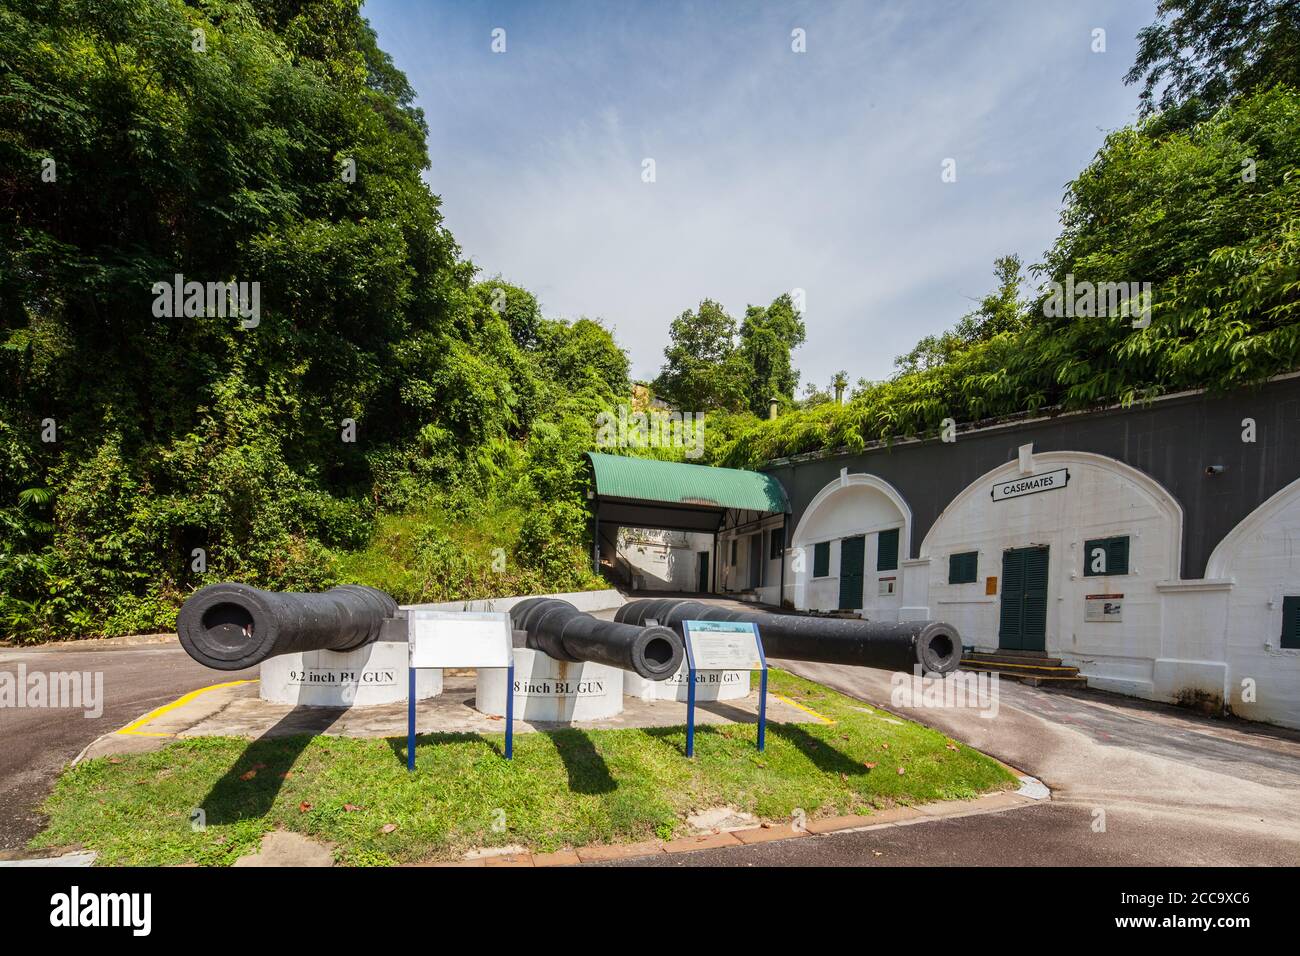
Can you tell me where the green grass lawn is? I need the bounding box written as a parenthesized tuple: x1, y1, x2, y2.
(33, 669, 1016, 865)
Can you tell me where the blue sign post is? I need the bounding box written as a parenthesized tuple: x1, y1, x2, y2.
(407, 666, 417, 771)
(407, 659, 514, 768)
(684, 630, 698, 758)
(681, 619, 767, 758)
(504, 658, 515, 760)
(406, 610, 515, 770)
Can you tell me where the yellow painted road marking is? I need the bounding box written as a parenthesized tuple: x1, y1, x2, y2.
(116, 679, 258, 737)
(772, 692, 835, 725)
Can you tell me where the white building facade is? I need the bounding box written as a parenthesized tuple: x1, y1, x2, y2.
(747, 378, 1300, 729)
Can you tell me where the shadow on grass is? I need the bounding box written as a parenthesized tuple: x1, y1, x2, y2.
(637, 718, 864, 776)
(765, 722, 866, 777)
(547, 728, 617, 795)
(383, 726, 616, 795)
(199, 706, 345, 825)
(383, 730, 505, 765)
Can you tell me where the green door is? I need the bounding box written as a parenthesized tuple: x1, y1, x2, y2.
(838, 536, 865, 610)
(999, 546, 1048, 651)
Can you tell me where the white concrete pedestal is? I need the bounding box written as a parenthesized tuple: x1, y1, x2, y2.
(624, 664, 750, 702)
(260, 641, 442, 707)
(476, 648, 623, 721)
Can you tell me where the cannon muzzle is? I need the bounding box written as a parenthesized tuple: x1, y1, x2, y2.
(177, 582, 399, 671)
(615, 599, 961, 675)
(510, 598, 684, 680)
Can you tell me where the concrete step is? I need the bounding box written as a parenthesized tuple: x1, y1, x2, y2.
(960, 653, 1087, 689)
(964, 668, 1089, 688)
(964, 651, 1065, 667)
(962, 658, 1078, 675)
(961, 658, 1092, 686)
(1019, 675, 1089, 688)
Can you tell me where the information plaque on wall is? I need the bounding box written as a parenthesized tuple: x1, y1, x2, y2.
(1084, 594, 1124, 623)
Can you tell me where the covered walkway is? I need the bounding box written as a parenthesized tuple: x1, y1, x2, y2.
(584, 453, 790, 597)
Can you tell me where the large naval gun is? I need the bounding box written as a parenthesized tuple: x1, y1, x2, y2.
(615, 598, 962, 675)
(177, 584, 684, 681)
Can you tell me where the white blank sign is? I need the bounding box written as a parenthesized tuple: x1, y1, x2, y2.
(408, 610, 512, 668)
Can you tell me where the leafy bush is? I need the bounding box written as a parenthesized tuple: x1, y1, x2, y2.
(0, 2, 621, 640)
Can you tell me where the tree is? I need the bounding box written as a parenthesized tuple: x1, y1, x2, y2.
(474, 278, 543, 349)
(894, 255, 1028, 374)
(652, 299, 748, 411)
(798, 370, 848, 409)
(535, 317, 630, 403)
(737, 293, 806, 415)
(1126, 0, 1300, 123)
(0, 0, 623, 637)
(832, 371, 849, 402)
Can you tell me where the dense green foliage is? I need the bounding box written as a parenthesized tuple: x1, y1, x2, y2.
(652, 299, 749, 412)
(0, 0, 618, 639)
(1128, 0, 1300, 126)
(653, 292, 806, 416)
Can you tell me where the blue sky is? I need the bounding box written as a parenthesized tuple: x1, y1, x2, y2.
(363, 0, 1157, 389)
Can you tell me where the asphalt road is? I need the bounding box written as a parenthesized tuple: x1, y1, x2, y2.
(731, 659, 1300, 866)
(0, 637, 254, 854)
(599, 800, 1295, 866)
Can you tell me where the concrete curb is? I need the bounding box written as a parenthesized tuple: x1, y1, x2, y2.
(72, 679, 257, 766)
(426, 784, 1049, 867)
(0, 851, 97, 867)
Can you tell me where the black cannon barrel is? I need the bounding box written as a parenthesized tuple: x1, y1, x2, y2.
(177, 582, 398, 671)
(615, 599, 961, 675)
(510, 597, 684, 680)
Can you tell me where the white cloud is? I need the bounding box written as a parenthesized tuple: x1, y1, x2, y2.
(373, 0, 1153, 385)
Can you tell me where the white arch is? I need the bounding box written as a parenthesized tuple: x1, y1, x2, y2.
(918, 450, 1183, 570)
(788, 472, 912, 610)
(790, 471, 913, 548)
(1206, 475, 1300, 579)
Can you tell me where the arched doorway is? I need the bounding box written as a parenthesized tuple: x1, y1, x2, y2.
(788, 471, 911, 616)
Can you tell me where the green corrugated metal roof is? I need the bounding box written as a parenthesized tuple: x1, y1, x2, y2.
(585, 452, 789, 513)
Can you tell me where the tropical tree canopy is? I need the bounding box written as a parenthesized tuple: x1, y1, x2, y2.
(0, 0, 623, 639)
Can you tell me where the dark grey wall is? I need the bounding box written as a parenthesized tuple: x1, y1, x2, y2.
(763, 375, 1300, 579)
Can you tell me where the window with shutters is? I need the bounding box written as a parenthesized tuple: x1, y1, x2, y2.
(1281, 596, 1300, 650)
(813, 541, 830, 578)
(1083, 536, 1129, 576)
(877, 527, 899, 571)
(949, 551, 978, 584)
